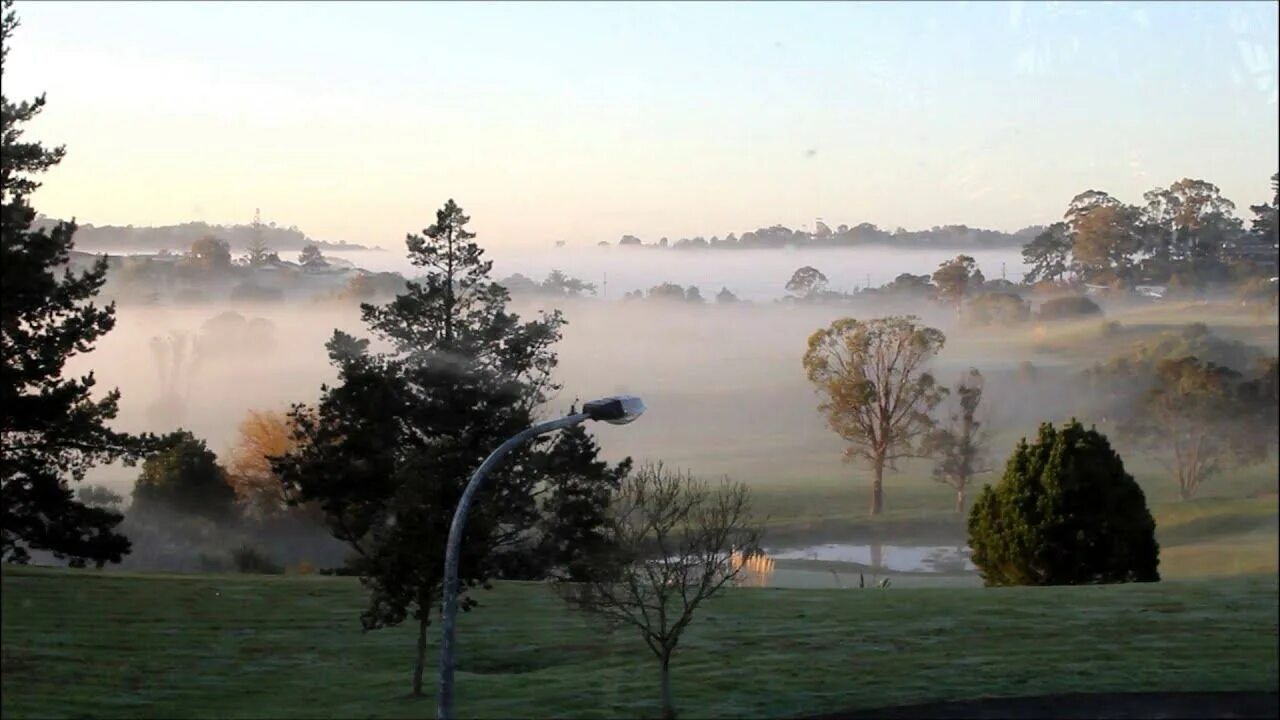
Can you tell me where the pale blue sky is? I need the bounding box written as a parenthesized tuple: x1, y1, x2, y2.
(6, 1, 1278, 248)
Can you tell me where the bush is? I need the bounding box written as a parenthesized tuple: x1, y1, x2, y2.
(1036, 296, 1103, 321)
(230, 544, 284, 574)
(963, 292, 1030, 326)
(967, 420, 1159, 586)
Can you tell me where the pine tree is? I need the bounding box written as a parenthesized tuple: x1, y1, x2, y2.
(1, 1, 157, 566)
(274, 200, 627, 695)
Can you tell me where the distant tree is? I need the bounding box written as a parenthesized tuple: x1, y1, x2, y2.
(1120, 357, 1269, 501)
(969, 420, 1159, 586)
(340, 271, 408, 301)
(189, 236, 232, 272)
(273, 200, 623, 696)
(554, 462, 761, 720)
(298, 243, 326, 266)
(1021, 222, 1073, 284)
(1249, 172, 1278, 240)
(542, 269, 596, 297)
(658, 237, 669, 248)
(1142, 178, 1239, 262)
(1037, 296, 1102, 321)
(715, 287, 739, 304)
(1071, 204, 1143, 279)
(684, 285, 704, 303)
(76, 484, 124, 511)
(618, 235, 642, 246)
(962, 292, 1030, 326)
(803, 316, 947, 515)
(785, 266, 828, 298)
(131, 432, 237, 523)
(246, 213, 274, 267)
(923, 369, 992, 512)
(1, 1, 158, 568)
(1063, 189, 1122, 230)
(932, 255, 980, 313)
(880, 273, 935, 298)
(647, 282, 689, 302)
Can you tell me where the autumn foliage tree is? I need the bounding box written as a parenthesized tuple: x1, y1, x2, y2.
(225, 409, 315, 520)
(803, 316, 947, 515)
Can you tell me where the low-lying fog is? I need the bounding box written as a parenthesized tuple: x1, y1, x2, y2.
(66, 245, 1096, 500)
(327, 245, 1029, 301)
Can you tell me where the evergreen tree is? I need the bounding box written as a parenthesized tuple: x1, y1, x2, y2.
(274, 200, 626, 696)
(968, 420, 1159, 586)
(1, 1, 157, 567)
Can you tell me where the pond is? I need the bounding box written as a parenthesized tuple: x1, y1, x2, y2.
(767, 543, 977, 574)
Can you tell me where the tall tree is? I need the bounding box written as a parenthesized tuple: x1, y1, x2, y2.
(802, 316, 947, 515)
(931, 254, 981, 314)
(923, 369, 992, 512)
(1021, 222, 1073, 284)
(1071, 203, 1144, 280)
(1142, 179, 1239, 262)
(245, 209, 275, 267)
(785, 266, 828, 299)
(1, 1, 156, 567)
(273, 200, 624, 696)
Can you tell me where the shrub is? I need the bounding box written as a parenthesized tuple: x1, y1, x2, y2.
(1036, 296, 1103, 321)
(967, 420, 1159, 586)
(962, 292, 1030, 326)
(230, 544, 284, 575)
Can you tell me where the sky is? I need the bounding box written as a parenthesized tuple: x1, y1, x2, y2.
(5, 1, 1278, 249)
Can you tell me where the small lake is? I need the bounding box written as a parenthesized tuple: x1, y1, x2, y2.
(768, 543, 977, 574)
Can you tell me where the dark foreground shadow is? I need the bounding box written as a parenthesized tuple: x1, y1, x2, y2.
(804, 692, 1280, 719)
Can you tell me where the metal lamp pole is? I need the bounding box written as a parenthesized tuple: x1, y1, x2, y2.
(438, 396, 645, 720)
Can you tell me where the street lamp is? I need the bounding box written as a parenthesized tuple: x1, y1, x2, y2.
(438, 395, 645, 720)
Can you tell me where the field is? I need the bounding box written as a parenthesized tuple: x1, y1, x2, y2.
(2, 566, 1277, 719)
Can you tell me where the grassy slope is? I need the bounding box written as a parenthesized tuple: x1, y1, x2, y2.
(3, 567, 1277, 719)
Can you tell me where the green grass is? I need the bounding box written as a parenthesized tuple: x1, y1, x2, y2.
(3, 566, 1277, 719)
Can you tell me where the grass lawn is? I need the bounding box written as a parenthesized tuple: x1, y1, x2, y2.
(2, 566, 1277, 719)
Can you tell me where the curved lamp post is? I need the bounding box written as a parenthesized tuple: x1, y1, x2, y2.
(439, 395, 645, 720)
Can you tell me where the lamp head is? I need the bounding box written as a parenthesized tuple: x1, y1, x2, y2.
(583, 395, 646, 425)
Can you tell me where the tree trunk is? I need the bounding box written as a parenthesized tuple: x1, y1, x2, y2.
(870, 460, 885, 516)
(955, 488, 965, 513)
(660, 655, 675, 720)
(411, 614, 428, 697)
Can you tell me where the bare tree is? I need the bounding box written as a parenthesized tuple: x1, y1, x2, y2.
(924, 368, 993, 512)
(803, 316, 947, 515)
(554, 462, 762, 720)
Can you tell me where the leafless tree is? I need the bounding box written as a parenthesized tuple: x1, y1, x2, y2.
(553, 462, 762, 720)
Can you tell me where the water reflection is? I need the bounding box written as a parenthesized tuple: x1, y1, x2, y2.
(769, 542, 976, 574)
